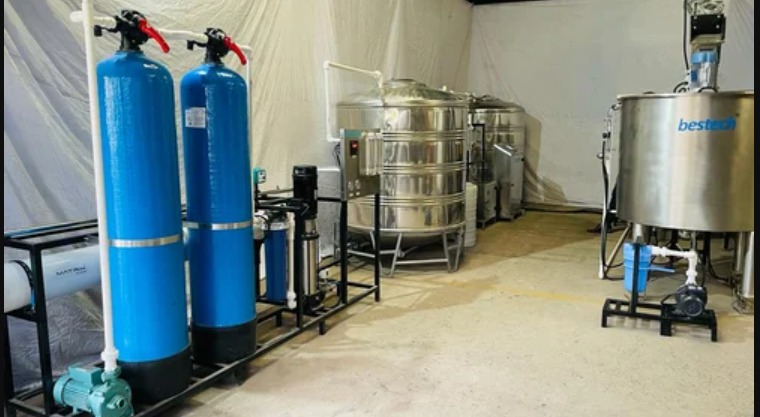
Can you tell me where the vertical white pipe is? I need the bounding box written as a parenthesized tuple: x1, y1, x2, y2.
(241, 47, 254, 215)
(323, 63, 339, 143)
(741, 232, 754, 299)
(286, 213, 296, 309)
(81, 0, 118, 373)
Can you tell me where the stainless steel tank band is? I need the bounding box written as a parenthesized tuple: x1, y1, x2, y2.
(184, 220, 253, 230)
(109, 233, 182, 248)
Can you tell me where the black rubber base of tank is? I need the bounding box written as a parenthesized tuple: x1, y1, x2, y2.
(119, 346, 192, 404)
(191, 320, 257, 365)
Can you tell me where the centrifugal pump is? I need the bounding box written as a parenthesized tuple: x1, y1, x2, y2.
(93, 9, 190, 403)
(181, 28, 256, 364)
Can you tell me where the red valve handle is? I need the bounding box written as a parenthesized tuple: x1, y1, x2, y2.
(137, 19, 170, 53)
(223, 36, 247, 65)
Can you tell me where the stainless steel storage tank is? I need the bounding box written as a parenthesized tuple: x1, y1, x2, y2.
(468, 95, 526, 182)
(617, 91, 754, 232)
(468, 96, 525, 222)
(337, 79, 467, 243)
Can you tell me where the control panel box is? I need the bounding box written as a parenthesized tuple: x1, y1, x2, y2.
(340, 129, 382, 200)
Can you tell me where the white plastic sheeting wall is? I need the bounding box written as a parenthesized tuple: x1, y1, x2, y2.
(469, 0, 755, 207)
(3, 0, 471, 388)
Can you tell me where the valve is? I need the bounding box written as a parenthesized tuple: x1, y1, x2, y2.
(187, 28, 247, 65)
(94, 10, 170, 53)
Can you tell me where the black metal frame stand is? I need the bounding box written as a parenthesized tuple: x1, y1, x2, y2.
(2, 193, 382, 417)
(600, 242, 718, 342)
(3, 220, 100, 417)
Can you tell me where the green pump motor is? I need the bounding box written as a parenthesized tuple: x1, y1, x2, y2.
(53, 365, 133, 417)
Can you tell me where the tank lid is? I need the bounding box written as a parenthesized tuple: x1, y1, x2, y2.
(469, 95, 524, 112)
(617, 90, 754, 100)
(337, 78, 468, 107)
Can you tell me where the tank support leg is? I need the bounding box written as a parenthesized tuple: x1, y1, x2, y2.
(443, 232, 452, 272)
(368, 229, 383, 277)
(454, 226, 464, 271)
(389, 233, 403, 278)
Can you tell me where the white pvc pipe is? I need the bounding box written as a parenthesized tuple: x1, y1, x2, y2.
(741, 232, 754, 299)
(650, 245, 699, 285)
(69, 10, 111, 25)
(240, 46, 254, 216)
(4, 246, 102, 313)
(76, 0, 118, 374)
(286, 213, 297, 309)
(322, 61, 384, 143)
(240, 45, 253, 145)
(156, 28, 205, 43)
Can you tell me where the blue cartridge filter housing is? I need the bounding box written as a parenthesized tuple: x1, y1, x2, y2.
(264, 218, 289, 303)
(181, 28, 256, 364)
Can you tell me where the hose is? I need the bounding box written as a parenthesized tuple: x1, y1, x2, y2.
(598, 104, 623, 280)
(682, 0, 690, 72)
(673, 81, 689, 93)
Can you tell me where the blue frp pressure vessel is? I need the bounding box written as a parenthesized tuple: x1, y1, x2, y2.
(181, 62, 255, 363)
(264, 223, 289, 303)
(97, 51, 190, 401)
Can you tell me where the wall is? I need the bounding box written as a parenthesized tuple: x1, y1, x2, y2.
(468, 0, 755, 207)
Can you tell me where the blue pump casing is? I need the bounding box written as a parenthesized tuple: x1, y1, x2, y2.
(54, 366, 132, 417)
(181, 62, 255, 348)
(98, 51, 189, 367)
(265, 221, 289, 302)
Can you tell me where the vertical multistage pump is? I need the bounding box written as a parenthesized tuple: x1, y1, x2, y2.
(181, 28, 256, 364)
(94, 9, 190, 404)
(292, 165, 324, 312)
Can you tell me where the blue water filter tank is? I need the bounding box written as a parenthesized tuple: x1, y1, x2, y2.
(97, 37, 190, 402)
(264, 221, 289, 303)
(181, 28, 256, 364)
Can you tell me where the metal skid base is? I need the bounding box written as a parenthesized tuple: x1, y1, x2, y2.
(4, 287, 377, 417)
(601, 298, 718, 342)
(4, 195, 382, 417)
(348, 228, 464, 278)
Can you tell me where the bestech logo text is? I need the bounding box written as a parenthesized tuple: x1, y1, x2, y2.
(677, 117, 737, 132)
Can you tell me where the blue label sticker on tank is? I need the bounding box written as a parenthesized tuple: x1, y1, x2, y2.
(677, 117, 736, 132)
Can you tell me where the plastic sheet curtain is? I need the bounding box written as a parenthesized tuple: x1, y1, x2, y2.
(4, 0, 472, 388)
(469, 0, 754, 207)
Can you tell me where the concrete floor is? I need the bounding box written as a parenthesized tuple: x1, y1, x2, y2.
(173, 213, 754, 417)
